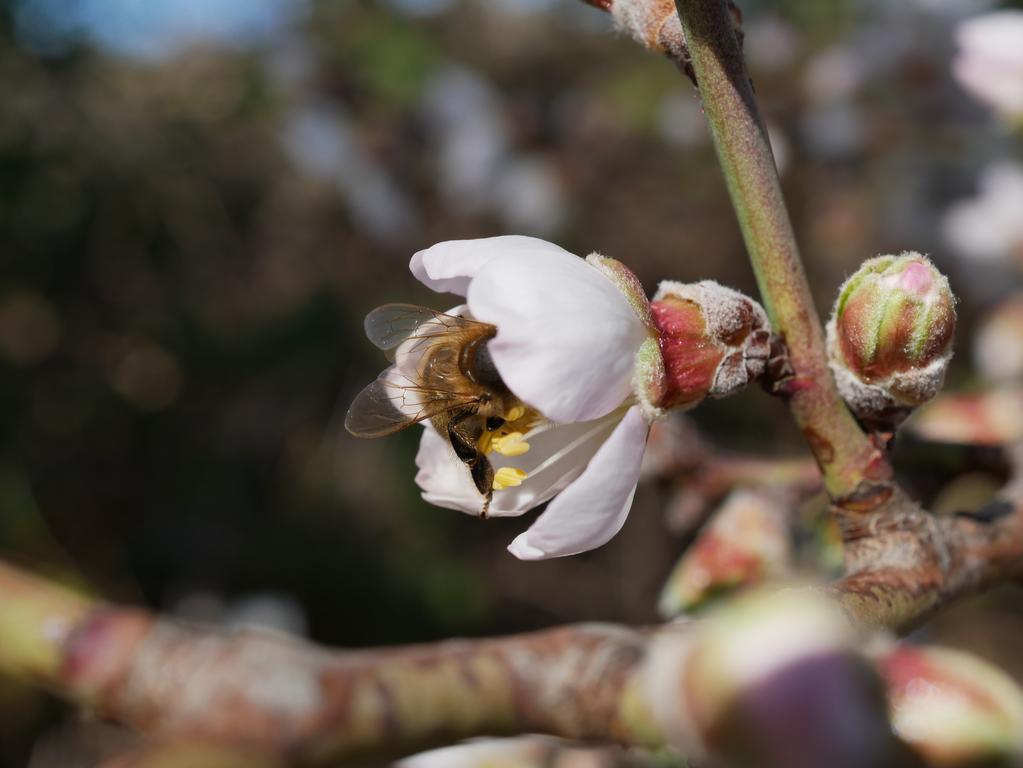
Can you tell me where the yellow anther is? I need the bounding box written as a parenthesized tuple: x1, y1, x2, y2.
(477, 430, 494, 454)
(492, 467, 528, 490)
(505, 404, 526, 422)
(490, 431, 530, 457)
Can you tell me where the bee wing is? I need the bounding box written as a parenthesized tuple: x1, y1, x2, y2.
(345, 369, 477, 438)
(363, 303, 489, 360)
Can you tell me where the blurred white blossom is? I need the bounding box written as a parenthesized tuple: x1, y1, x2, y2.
(491, 157, 568, 235)
(953, 10, 1023, 119)
(421, 67, 567, 237)
(801, 101, 866, 159)
(745, 15, 799, 73)
(975, 295, 1023, 382)
(282, 102, 419, 244)
(943, 161, 1023, 264)
(804, 45, 864, 104)
(422, 68, 509, 214)
(657, 91, 710, 148)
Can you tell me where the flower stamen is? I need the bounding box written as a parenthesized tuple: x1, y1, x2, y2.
(493, 467, 528, 490)
(477, 430, 494, 454)
(505, 404, 526, 421)
(490, 431, 530, 456)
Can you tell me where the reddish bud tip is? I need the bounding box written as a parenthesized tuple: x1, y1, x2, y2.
(641, 281, 771, 415)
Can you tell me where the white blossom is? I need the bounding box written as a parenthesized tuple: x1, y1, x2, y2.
(410, 236, 654, 559)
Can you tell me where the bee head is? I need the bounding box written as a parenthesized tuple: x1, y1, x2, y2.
(470, 340, 508, 393)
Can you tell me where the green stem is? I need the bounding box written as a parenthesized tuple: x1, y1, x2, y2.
(674, 0, 889, 500)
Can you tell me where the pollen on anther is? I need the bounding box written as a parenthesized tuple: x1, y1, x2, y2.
(491, 431, 530, 457)
(493, 467, 528, 490)
(505, 405, 526, 422)
(477, 431, 494, 453)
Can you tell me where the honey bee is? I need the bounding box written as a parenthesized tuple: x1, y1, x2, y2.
(345, 304, 529, 518)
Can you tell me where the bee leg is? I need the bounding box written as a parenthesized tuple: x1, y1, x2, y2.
(447, 417, 481, 464)
(447, 417, 494, 519)
(470, 458, 494, 499)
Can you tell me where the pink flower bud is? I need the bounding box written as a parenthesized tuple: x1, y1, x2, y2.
(878, 645, 1023, 766)
(641, 281, 771, 416)
(827, 253, 956, 423)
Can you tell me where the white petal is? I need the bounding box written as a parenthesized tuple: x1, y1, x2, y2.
(508, 405, 648, 560)
(414, 425, 484, 515)
(468, 252, 648, 423)
(410, 236, 573, 297)
(489, 411, 621, 515)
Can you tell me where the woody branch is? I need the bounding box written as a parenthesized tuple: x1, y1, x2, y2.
(2, 457, 1023, 765)
(0, 557, 667, 763)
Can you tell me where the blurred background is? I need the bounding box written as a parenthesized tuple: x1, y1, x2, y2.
(2, 0, 1023, 763)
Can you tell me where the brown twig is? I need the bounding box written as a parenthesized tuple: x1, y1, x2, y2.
(0, 559, 669, 763)
(830, 444, 1023, 630)
(0, 556, 932, 765)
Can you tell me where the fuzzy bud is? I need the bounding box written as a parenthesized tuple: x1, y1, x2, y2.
(640, 281, 771, 418)
(827, 253, 956, 423)
(878, 645, 1023, 766)
(643, 589, 895, 765)
(658, 490, 791, 618)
